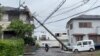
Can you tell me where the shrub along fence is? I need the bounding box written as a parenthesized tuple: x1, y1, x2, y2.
(0, 38, 24, 56)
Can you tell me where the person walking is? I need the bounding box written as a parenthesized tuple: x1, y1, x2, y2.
(45, 44, 49, 52)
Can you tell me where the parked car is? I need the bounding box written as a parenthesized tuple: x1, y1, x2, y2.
(72, 40, 95, 52)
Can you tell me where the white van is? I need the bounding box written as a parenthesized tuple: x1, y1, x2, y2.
(72, 40, 95, 52)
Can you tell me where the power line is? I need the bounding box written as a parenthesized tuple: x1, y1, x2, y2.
(38, 0, 61, 14)
(42, 0, 66, 24)
(89, 0, 98, 8)
(36, 0, 66, 28)
(36, 0, 89, 28)
(50, 0, 89, 18)
(36, 0, 86, 21)
(56, 0, 85, 12)
(45, 5, 100, 24)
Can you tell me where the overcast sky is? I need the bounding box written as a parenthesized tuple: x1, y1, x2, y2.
(0, 0, 100, 35)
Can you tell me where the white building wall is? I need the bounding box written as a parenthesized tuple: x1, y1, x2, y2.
(20, 14, 27, 22)
(2, 14, 8, 21)
(37, 40, 60, 47)
(68, 20, 100, 45)
(73, 20, 100, 34)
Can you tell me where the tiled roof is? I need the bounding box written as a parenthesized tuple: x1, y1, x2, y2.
(73, 15, 100, 20)
(66, 15, 100, 28)
(2, 6, 18, 11)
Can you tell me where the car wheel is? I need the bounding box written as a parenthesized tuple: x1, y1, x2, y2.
(74, 49, 78, 53)
(90, 48, 94, 52)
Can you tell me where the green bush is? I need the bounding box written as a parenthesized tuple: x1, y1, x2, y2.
(24, 37, 35, 45)
(0, 39, 24, 56)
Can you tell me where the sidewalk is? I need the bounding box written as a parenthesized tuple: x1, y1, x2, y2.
(24, 45, 36, 56)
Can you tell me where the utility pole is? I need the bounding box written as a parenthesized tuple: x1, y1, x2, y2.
(34, 0, 68, 50)
(33, 16, 68, 50)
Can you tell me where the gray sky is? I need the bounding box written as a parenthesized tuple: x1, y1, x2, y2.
(0, 0, 100, 35)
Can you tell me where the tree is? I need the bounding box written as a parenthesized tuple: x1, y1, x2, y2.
(8, 19, 34, 38)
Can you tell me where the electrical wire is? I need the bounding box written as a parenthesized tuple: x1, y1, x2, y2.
(51, 0, 89, 18)
(89, 0, 98, 8)
(45, 4, 100, 24)
(51, 0, 98, 24)
(35, 0, 66, 28)
(35, 0, 89, 28)
(56, 0, 85, 12)
(37, 0, 85, 21)
(39, 0, 61, 14)
(42, 0, 66, 24)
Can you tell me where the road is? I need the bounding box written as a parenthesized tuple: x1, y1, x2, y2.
(34, 48, 73, 56)
(24, 48, 100, 56)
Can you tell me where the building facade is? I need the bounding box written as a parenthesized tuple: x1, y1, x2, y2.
(35, 31, 68, 48)
(67, 15, 100, 46)
(0, 6, 33, 38)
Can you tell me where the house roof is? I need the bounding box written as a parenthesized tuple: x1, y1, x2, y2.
(72, 15, 100, 20)
(1, 6, 25, 13)
(0, 6, 33, 20)
(88, 33, 100, 35)
(1, 6, 19, 11)
(66, 15, 100, 28)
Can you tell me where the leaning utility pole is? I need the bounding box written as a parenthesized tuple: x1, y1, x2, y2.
(34, 0, 68, 50)
(33, 16, 68, 50)
(18, 0, 68, 49)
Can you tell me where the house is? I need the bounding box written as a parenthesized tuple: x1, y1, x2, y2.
(34, 31, 59, 47)
(67, 15, 100, 46)
(0, 6, 33, 38)
(35, 31, 68, 48)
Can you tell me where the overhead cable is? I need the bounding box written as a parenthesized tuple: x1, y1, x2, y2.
(51, 0, 89, 18)
(45, 5, 100, 24)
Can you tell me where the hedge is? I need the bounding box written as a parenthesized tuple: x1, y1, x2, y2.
(0, 39, 24, 56)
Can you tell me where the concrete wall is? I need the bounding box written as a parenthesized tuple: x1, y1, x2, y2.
(2, 14, 8, 21)
(36, 40, 60, 47)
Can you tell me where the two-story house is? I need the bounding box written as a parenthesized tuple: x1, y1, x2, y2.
(0, 6, 33, 38)
(67, 15, 100, 46)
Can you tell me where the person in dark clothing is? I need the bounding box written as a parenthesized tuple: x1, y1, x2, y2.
(45, 44, 49, 52)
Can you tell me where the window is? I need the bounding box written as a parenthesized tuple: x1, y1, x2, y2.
(40, 35, 46, 40)
(76, 36, 83, 41)
(83, 42, 88, 45)
(55, 33, 60, 37)
(77, 42, 82, 46)
(79, 22, 92, 28)
(89, 41, 91, 45)
(62, 33, 67, 35)
(8, 13, 19, 21)
(70, 24, 73, 29)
